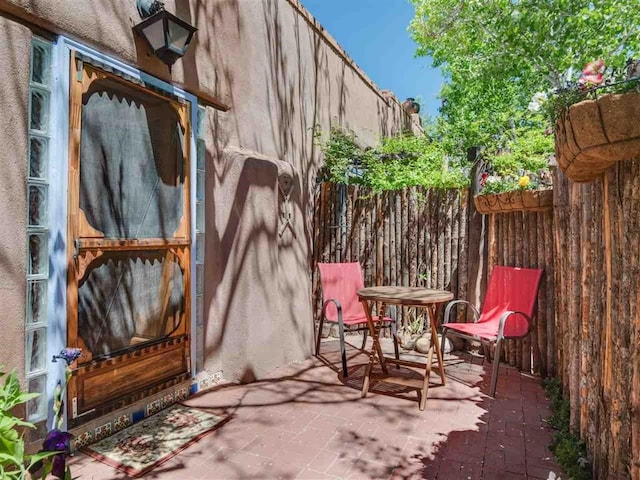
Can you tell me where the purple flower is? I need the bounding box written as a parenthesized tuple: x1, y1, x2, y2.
(50, 453, 67, 479)
(43, 429, 72, 453)
(52, 347, 82, 365)
(29, 430, 73, 479)
(44, 430, 72, 479)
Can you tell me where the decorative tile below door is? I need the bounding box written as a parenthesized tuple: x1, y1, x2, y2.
(145, 399, 162, 417)
(94, 422, 112, 442)
(113, 414, 132, 432)
(73, 430, 93, 450)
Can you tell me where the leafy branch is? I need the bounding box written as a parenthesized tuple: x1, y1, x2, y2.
(316, 126, 469, 191)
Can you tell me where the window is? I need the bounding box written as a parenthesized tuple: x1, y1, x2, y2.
(26, 38, 53, 421)
(195, 105, 206, 372)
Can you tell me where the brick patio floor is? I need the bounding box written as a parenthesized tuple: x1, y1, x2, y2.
(68, 339, 563, 479)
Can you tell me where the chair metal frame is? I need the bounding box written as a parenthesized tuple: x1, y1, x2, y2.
(316, 263, 399, 377)
(440, 266, 542, 397)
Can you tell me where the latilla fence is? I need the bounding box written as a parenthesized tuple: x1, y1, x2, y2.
(553, 161, 640, 479)
(311, 182, 555, 376)
(312, 172, 640, 479)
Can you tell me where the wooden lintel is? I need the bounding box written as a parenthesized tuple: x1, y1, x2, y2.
(172, 81, 231, 112)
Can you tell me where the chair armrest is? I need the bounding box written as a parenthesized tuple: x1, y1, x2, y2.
(322, 299, 343, 324)
(497, 310, 532, 339)
(443, 300, 480, 325)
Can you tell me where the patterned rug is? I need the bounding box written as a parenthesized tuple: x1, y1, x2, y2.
(82, 404, 227, 478)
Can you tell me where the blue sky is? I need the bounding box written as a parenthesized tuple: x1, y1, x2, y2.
(301, 0, 444, 119)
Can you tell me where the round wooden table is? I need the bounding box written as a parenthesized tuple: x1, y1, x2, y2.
(357, 286, 454, 411)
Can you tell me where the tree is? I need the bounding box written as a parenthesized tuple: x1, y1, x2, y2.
(410, 0, 640, 152)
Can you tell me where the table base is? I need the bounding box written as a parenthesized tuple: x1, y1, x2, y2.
(360, 302, 446, 411)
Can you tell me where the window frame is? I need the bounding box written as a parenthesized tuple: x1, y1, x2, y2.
(26, 37, 53, 423)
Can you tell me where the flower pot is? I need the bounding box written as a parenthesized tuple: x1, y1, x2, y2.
(473, 189, 553, 214)
(555, 91, 640, 182)
(402, 98, 420, 115)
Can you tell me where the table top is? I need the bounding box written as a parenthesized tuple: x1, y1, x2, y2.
(357, 286, 454, 306)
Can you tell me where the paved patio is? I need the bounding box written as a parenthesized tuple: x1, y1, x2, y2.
(68, 339, 563, 479)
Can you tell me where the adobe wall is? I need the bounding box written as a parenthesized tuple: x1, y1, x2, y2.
(0, 0, 416, 383)
(0, 13, 31, 380)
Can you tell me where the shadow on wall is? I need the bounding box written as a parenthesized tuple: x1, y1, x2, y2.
(194, 1, 324, 377)
(0, 16, 34, 374)
(126, 0, 415, 379)
(195, 1, 415, 377)
(203, 151, 299, 382)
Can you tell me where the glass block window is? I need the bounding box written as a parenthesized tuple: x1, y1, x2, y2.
(195, 106, 206, 372)
(27, 375, 48, 420)
(26, 38, 53, 421)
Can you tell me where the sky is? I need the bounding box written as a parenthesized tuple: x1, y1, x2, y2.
(301, 0, 444, 119)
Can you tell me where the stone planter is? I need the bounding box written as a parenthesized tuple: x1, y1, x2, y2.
(398, 332, 421, 351)
(555, 91, 640, 182)
(473, 189, 553, 214)
(414, 333, 454, 354)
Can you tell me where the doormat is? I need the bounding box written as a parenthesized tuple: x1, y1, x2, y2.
(82, 404, 228, 478)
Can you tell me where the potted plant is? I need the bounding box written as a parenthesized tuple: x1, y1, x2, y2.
(398, 314, 424, 351)
(554, 60, 640, 182)
(473, 125, 554, 214)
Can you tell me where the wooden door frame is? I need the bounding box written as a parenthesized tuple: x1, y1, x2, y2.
(64, 51, 194, 424)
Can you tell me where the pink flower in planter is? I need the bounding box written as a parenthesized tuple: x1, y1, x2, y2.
(578, 59, 605, 89)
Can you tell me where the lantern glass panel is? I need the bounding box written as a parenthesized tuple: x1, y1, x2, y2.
(142, 19, 166, 51)
(167, 20, 191, 52)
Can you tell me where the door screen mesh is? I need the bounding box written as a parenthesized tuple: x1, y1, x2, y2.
(78, 250, 184, 358)
(79, 77, 185, 239)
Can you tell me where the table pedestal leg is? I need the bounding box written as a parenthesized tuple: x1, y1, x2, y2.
(419, 341, 434, 411)
(361, 300, 388, 398)
(430, 304, 446, 385)
(419, 304, 446, 411)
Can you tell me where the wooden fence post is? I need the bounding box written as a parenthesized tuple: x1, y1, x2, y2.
(466, 147, 488, 316)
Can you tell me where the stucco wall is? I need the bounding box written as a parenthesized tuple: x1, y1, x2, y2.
(0, 14, 31, 380)
(0, 0, 415, 383)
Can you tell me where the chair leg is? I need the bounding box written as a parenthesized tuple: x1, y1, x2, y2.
(315, 316, 325, 356)
(338, 320, 348, 377)
(391, 318, 400, 365)
(361, 328, 368, 350)
(490, 338, 503, 397)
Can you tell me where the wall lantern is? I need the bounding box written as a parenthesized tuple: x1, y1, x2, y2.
(134, 0, 197, 70)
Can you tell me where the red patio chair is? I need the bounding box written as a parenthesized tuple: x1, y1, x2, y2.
(441, 265, 543, 397)
(316, 262, 399, 377)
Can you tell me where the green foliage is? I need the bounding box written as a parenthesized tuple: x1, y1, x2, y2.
(0, 368, 54, 480)
(543, 378, 592, 480)
(480, 177, 519, 195)
(317, 127, 469, 191)
(478, 123, 553, 194)
(478, 122, 553, 194)
(544, 75, 640, 122)
(487, 124, 554, 175)
(544, 88, 589, 123)
(409, 0, 640, 153)
(317, 127, 369, 185)
(406, 313, 424, 335)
